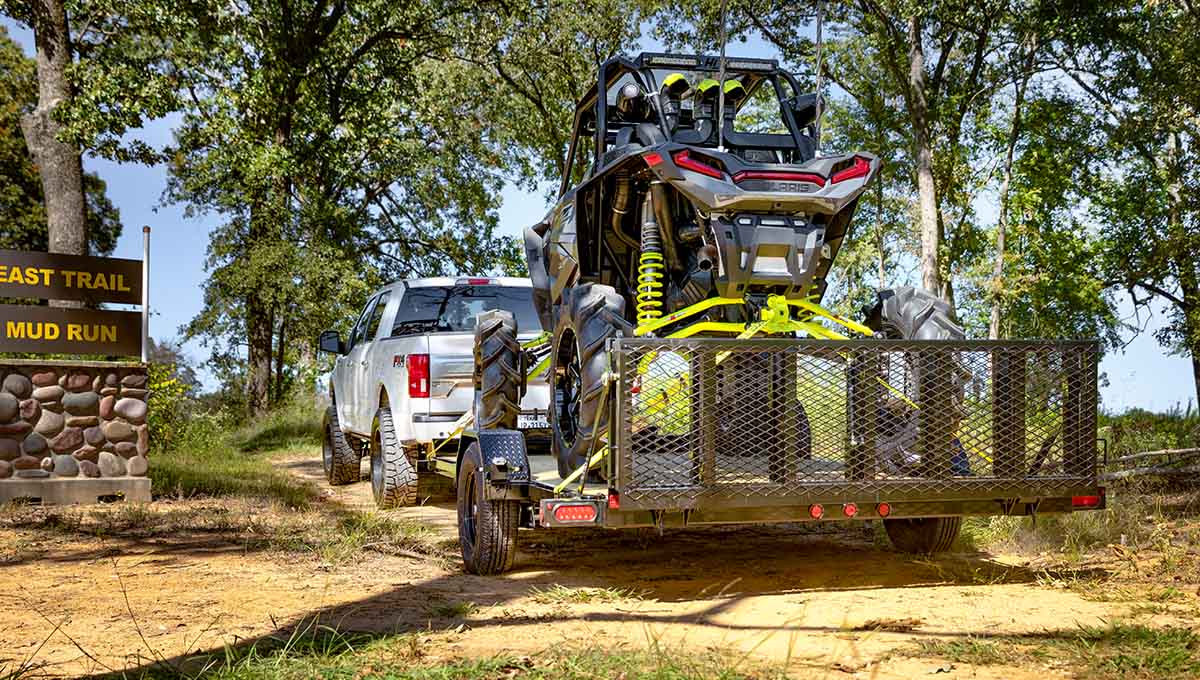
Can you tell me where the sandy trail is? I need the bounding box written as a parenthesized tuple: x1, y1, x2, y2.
(0, 451, 1140, 678)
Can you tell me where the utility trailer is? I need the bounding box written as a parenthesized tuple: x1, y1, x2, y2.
(431, 335, 1105, 574)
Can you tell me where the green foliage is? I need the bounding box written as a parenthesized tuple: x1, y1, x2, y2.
(1100, 406, 1200, 458)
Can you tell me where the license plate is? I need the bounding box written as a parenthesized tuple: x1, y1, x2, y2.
(517, 414, 550, 430)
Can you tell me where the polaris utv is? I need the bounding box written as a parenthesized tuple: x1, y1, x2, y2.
(446, 53, 1103, 575)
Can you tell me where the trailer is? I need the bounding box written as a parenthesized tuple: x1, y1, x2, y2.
(428, 335, 1105, 574)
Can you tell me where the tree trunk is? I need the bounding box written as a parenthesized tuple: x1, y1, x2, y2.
(990, 76, 1028, 339)
(906, 15, 942, 297)
(274, 313, 287, 404)
(19, 0, 87, 264)
(246, 295, 274, 418)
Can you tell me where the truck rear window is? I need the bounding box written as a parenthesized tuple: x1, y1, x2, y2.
(390, 286, 542, 336)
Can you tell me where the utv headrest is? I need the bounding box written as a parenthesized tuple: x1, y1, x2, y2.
(661, 72, 690, 98)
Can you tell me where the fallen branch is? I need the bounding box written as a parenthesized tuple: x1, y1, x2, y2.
(1099, 463, 1200, 481)
(1112, 448, 1200, 464)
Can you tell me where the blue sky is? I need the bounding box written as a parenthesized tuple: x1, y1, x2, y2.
(3, 20, 1195, 413)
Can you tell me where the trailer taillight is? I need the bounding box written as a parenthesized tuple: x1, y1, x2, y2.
(809, 504, 824, 519)
(607, 491, 620, 510)
(843, 503, 858, 518)
(876, 502, 892, 518)
(407, 353, 430, 398)
(1072, 495, 1102, 508)
(553, 504, 598, 523)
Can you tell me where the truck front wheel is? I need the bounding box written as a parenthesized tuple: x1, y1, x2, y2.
(884, 516, 962, 554)
(457, 441, 519, 574)
(323, 406, 360, 485)
(371, 407, 418, 508)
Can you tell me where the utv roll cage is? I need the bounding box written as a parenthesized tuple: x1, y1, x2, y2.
(560, 52, 821, 197)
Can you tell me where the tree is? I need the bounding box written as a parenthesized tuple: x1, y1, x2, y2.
(1053, 0, 1200, 404)
(2, 0, 88, 258)
(0, 27, 121, 255)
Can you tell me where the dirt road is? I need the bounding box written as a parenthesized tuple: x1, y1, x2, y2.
(0, 451, 1179, 678)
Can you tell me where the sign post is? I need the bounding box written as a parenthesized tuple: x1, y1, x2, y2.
(142, 226, 150, 363)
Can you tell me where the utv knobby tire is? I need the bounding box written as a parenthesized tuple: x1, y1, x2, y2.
(457, 442, 519, 574)
(475, 310, 523, 430)
(551, 283, 626, 479)
(370, 407, 418, 509)
(323, 406, 360, 485)
(866, 286, 965, 341)
(884, 516, 962, 554)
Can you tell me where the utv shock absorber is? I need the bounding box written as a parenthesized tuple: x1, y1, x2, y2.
(636, 194, 665, 325)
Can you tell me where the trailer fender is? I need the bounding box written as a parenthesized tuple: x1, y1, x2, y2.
(456, 430, 530, 494)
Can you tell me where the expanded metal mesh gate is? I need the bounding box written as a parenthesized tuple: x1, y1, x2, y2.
(612, 338, 1099, 510)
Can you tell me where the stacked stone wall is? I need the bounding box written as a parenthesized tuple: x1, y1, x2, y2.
(0, 363, 149, 481)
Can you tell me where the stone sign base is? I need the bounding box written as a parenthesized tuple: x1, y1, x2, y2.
(1, 359, 150, 503)
(0, 476, 150, 504)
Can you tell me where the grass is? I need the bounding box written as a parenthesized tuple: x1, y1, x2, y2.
(100, 622, 783, 680)
(424, 600, 479, 618)
(529, 583, 645, 605)
(150, 402, 325, 509)
(908, 623, 1200, 679)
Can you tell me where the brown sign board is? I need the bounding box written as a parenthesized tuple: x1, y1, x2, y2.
(0, 249, 142, 304)
(0, 304, 142, 356)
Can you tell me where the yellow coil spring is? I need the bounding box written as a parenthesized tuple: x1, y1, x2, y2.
(636, 251, 665, 324)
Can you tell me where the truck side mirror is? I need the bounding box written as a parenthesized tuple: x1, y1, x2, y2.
(318, 330, 344, 355)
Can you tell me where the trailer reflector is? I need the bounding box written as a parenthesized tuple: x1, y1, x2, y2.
(876, 502, 892, 518)
(843, 503, 858, 518)
(809, 504, 824, 519)
(1072, 495, 1102, 508)
(553, 504, 598, 523)
(607, 492, 620, 510)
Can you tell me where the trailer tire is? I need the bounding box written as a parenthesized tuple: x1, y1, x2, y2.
(884, 516, 962, 554)
(475, 310, 523, 430)
(371, 407, 418, 508)
(457, 441, 519, 574)
(551, 283, 626, 479)
(323, 406, 360, 485)
(866, 286, 964, 340)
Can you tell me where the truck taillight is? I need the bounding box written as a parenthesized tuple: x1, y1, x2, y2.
(407, 353, 430, 398)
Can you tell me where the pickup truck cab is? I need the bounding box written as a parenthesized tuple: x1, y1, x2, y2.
(318, 277, 549, 508)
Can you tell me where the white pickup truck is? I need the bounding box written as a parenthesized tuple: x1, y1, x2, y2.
(318, 277, 550, 508)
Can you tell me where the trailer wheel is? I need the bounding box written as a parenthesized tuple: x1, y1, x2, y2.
(323, 406, 360, 485)
(551, 283, 626, 479)
(370, 407, 418, 508)
(475, 310, 523, 430)
(457, 441, 519, 574)
(884, 516, 962, 554)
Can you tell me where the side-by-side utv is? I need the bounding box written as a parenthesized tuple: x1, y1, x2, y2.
(426, 53, 1103, 575)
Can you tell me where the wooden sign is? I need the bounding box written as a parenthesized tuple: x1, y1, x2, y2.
(0, 249, 142, 304)
(0, 304, 142, 356)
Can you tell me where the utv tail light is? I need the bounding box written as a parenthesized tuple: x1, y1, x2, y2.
(843, 503, 858, 518)
(553, 503, 598, 523)
(1072, 495, 1102, 508)
(830, 156, 871, 184)
(407, 353, 430, 398)
(876, 502, 892, 518)
(643, 151, 665, 167)
(672, 150, 724, 179)
(732, 169, 826, 187)
(809, 504, 824, 519)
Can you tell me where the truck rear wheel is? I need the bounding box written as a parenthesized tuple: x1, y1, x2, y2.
(475, 310, 523, 430)
(551, 283, 625, 479)
(323, 406, 360, 485)
(371, 407, 418, 508)
(884, 516, 962, 554)
(457, 441, 519, 574)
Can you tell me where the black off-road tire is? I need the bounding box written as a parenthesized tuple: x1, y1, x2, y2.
(370, 407, 418, 509)
(457, 441, 519, 574)
(475, 310, 523, 430)
(323, 406, 360, 485)
(884, 516, 963, 554)
(865, 286, 964, 340)
(551, 283, 626, 479)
